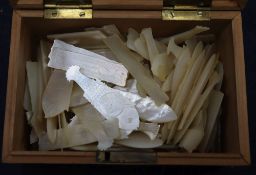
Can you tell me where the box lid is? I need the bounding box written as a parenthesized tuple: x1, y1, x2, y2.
(10, 0, 247, 10)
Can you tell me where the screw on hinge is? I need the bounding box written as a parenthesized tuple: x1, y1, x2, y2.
(197, 11, 203, 17)
(164, 10, 175, 19)
(171, 11, 175, 18)
(79, 11, 85, 17)
(51, 10, 58, 17)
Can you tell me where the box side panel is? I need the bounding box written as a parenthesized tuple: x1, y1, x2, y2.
(232, 13, 250, 164)
(2, 11, 22, 162)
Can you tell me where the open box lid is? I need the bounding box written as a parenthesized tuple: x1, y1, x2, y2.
(9, 0, 247, 9)
(9, 0, 247, 19)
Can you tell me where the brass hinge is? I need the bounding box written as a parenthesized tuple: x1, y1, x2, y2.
(162, 0, 211, 21)
(162, 7, 210, 21)
(44, 3, 92, 19)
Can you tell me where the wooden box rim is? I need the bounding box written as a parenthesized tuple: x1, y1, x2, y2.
(1, 0, 251, 166)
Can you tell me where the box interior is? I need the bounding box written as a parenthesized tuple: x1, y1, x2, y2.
(11, 17, 240, 155)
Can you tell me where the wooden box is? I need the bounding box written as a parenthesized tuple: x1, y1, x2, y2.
(2, 0, 250, 165)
